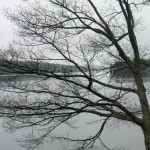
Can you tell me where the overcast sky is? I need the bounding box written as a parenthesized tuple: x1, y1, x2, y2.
(0, 0, 150, 48)
(0, 1, 149, 150)
(0, 0, 21, 47)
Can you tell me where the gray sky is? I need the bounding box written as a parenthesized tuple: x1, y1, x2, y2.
(0, 0, 30, 47)
(0, 1, 149, 150)
(0, 0, 150, 48)
(0, 0, 21, 47)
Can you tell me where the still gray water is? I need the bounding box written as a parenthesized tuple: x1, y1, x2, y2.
(0, 116, 145, 150)
(0, 75, 148, 150)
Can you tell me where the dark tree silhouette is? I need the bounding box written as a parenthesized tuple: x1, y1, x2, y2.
(0, 0, 150, 150)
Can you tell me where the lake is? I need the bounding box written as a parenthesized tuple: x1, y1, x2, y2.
(0, 75, 148, 150)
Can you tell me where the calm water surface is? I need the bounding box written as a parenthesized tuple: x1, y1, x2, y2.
(0, 76, 148, 150)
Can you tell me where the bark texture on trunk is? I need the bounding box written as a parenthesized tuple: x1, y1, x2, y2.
(144, 133, 150, 150)
(134, 72, 150, 150)
(145, 141, 150, 150)
(142, 124, 150, 150)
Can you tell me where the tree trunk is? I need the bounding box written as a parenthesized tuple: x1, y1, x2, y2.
(134, 72, 150, 150)
(142, 124, 150, 150)
(144, 133, 150, 150)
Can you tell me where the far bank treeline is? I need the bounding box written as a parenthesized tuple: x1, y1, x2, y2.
(110, 59, 150, 78)
(0, 60, 82, 75)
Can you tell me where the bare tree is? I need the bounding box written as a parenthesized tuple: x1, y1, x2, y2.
(0, 0, 150, 150)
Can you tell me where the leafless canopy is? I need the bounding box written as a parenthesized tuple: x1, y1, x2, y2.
(0, 0, 150, 150)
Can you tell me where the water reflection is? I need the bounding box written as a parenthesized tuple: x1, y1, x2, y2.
(0, 75, 148, 150)
(0, 115, 145, 150)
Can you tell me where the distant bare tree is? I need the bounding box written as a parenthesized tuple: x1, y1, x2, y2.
(0, 0, 150, 150)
